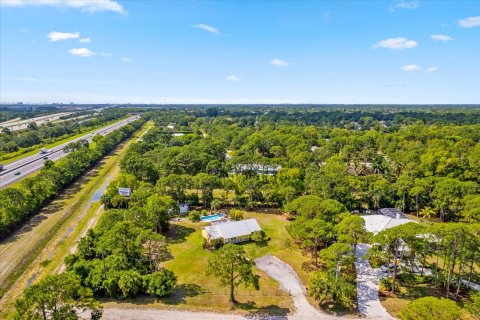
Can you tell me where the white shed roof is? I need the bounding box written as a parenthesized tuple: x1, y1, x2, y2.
(204, 219, 262, 240)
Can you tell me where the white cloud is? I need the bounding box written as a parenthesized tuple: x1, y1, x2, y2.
(194, 23, 219, 35)
(373, 37, 418, 50)
(401, 64, 422, 71)
(47, 31, 80, 42)
(271, 59, 289, 67)
(394, 0, 420, 9)
(121, 57, 131, 63)
(226, 75, 240, 81)
(79, 37, 91, 43)
(11, 76, 37, 81)
(20, 27, 28, 32)
(458, 16, 480, 28)
(430, 34, 453, 42)
(427, 66, 438, 73)
(68, 48, 96, 57)
(1, 0, 125, 14)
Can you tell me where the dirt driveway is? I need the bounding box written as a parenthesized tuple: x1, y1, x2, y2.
(255, 255, 345, 320)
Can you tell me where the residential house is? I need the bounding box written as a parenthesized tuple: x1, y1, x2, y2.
(361, 208, 412, 235)
(202, 218, 262, 245)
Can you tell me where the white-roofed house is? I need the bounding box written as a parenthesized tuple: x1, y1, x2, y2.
(361, 208, 416, 257)
(202, 219, 262, 245)
(361, 208, 413, 235)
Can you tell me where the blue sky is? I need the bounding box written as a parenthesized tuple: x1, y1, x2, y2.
(0, 0, 479, 104)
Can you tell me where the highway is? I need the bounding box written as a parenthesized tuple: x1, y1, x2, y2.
(0, 115, 140, 189)
(0, 112, 72, 132)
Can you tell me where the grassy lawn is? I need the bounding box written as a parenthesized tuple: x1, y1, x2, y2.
(380, 283, 435, 317)
(103, 211, 312, 316)
(0, 121, 152, 318)
(380, 281, 476, 319)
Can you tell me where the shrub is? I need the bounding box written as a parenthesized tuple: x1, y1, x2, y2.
(466, 291, 480, 318)
(210, 199, 223, 210)
(188, 193, 199, 206)
(364, 248, 386, 268)
(118, 270, 143, 298)
(229, 209, 244, 221)
(251, 230, 268, 243)
(398, 273, 431, 285)
(143, 269, 177, 298)
(188, 210, 201, 222)
(379, 277, 399, 292)
(399, 297, 462, 320)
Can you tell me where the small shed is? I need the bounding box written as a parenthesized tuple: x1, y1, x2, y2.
(179, 203, 189, 214)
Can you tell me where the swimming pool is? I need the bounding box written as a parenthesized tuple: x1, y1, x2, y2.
(200, 213, 224, 222)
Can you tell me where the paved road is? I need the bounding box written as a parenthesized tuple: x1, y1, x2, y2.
(0, 112, 72, 131)
(0, 115, 140, 189)
(100, 309, 247, 320)
(355, 244, 395, 320)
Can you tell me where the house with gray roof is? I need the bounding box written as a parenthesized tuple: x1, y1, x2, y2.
(202, 219, 262, 245)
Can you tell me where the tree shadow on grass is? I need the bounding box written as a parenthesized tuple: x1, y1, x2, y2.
(162, 283, 209, 305)
(2, 201, 66, 243)
(235, 301, 290, 319)
(166, 224, 195, 244)
(110, 284, 208, 306)
(254, 240, 269, 248)
(301, 260, 318, 273)
(396, 283, 435, 300)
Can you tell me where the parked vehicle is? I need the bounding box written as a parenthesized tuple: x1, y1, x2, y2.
(380, 263, 398, 273)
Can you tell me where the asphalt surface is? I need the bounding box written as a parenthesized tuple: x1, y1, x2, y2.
(0, 115, 140, 189)
(0, 112, 72, 132)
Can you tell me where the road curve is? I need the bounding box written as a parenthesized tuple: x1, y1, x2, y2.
(0, 115, 140, 189)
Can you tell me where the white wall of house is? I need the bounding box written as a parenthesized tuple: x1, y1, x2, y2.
(179, 203, 189, 214)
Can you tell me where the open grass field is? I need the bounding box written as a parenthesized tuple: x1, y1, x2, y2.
(0, 121, 152, 318)
(103, 211, 313, 316)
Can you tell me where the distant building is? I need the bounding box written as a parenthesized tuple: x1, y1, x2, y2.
(202, 219, 262, 245)
(230, 163, 281, 175)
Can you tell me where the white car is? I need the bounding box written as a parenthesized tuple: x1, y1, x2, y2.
(380, 263, 397, 273)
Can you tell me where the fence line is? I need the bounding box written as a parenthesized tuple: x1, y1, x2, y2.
(192, 289, 290, 297)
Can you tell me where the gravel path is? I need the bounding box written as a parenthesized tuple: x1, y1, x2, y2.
(355, 244, 395, 320)
(102, 309, 246, 320)
(255, 255, 342, 320)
